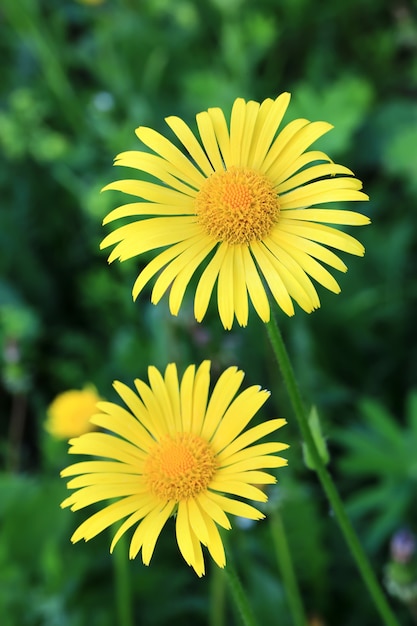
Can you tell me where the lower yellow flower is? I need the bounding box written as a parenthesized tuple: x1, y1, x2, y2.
(46, 386, 101, 439)
(61, 361, 288, 576)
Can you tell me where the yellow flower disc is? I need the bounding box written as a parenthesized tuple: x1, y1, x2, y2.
(144, 433, 217, 500)
(195, 166, 280, 244)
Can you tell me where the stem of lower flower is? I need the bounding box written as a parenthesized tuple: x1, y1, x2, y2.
(113, 533, 134, 626)
(265, 315, 400, 626)
(210, 563, 227, 626)
(270, 510, 308, 626)
(223, 561, 260, 626)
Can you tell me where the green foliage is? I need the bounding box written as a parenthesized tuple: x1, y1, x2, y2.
(335, 392, 417, 552)
(302, 406, 330, 470)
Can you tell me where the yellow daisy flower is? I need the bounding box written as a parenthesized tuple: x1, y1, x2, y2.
(61, 361, 288, 576)
(45, 386, 101, 439)
(101, 93, 369, 329)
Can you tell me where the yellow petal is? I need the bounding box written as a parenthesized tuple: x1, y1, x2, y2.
(270, 229, 347, 272)
(69, 496, 145, 543)
(112, 381, 150, 426)
(210, 480, 268, 502)
(114, 151, 198, 196)
(133, 378, 166, 436)
(61, 460, 142, 478)
(267, 121, 334, 181)
(221, 455, 288, 473)
(239, 99, 261, 167)
(180, 364, 196, 432)
(150, 237, 211, 305)
(240, 246, 271, 322)
(214, 469, 277, 485)
(282, 208, 370, 225)
(262, 235, 320, 310)
(217, 245, 235, 329)
(279, 220, 365, 256)
(207, 106, 231, 168)
(109, 499, 157, 553)
(101, 218, 200, 263)
(202, 513, 226, 568)
(211, 386, 270, 453)
(208, 492, 265, 520)
(194, 242, 227, 322)
(218, 418, 287, 461)
(132, 236, 202, 300)
(103, 179, 195, 204)
(67, 432, 143, 465)
(168, 238, 217, 315)
(187, 498, 209, 546)
(164, 363, 182, 432)
(275, 150, 333, 187)
(130, 500, 174, 563)
(280, 179, 368, 210)
(64, 483, 147, 511)
(232, 245, 249, 327)
(136, 126, 205, 188)
(191, 361, 211, 436)
(196, 111, 225, 171)
(277, 163, 354, 194)
(250, 241, 295, 316)
(90, 409, 152, 452)
(165, 116, 214, 178)
(196, 491, 231, 530)
(176, 501, 205, 576)
(249, 93, 291, 170)
(260, 118, 310, 174)
(201, 366, 244, 441)
(219, 441, 289, 467)
(229, 98, 247, 166)
(66, 472, 145, 489)
(147, 366, 176, 435)
(103, 202, 194, 224)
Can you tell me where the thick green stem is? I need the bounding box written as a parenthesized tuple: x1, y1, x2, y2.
(270, 510, 308, 626)
(113, 534, 134, 626)
(223, 562, 259, 626)
(210, 564, 227, 626)
(266, 315, 400, 626)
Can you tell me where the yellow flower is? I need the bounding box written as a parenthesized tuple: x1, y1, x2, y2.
(101, 94, 369, 329)
(76, 0, 105, 5)
(45, 386, 101, 439)
(61, 361, 288, 576)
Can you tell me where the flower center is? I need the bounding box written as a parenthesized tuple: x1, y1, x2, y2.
(144, 433, 217, 501)
(195, 166, 280, 244)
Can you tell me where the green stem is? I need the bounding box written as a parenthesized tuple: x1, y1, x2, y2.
(210, 563, 227, 626)
(270, 510, 308, 626)
(113, 534, 134, 626)
(266, 315, 400, 626)
(223, 562, 259, 626)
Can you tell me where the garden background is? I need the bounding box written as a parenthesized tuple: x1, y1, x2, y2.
(1, 0, 417, 624)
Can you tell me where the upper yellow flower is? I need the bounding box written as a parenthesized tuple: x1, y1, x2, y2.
(101, 94, 369, 329)
(45, 386, 101, 439)
(61, 361, 288, 576)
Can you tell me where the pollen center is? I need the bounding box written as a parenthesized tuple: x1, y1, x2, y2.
(195, 166, 280, 244)
(144, 433, 217, 501)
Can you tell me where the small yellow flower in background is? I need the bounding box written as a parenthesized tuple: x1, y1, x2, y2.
(76, 0, 105, 6)
(45, 386, 101, 439)
(61, 361, 288, 576)
(101, 93, 369, 329)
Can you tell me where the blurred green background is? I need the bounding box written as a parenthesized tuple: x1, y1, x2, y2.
(1, 0, 417, 624)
